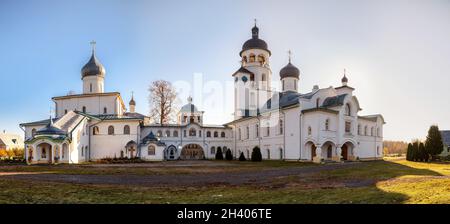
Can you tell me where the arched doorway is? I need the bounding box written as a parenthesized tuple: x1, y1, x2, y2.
(125, 141, 137, 158)
(305, 141, 316, 161)
(341, 142, 354, 161)
(321, 141, 335, 160)
(166, 145, 177, 160)
(180, 144, 204, 160)
(37, 142, 52, 163)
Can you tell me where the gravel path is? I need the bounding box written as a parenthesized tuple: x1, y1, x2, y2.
(1, 162, 368, 187)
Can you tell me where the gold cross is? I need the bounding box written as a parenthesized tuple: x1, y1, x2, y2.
(90, 40, 96, 53)
(288, 50, 292, 63)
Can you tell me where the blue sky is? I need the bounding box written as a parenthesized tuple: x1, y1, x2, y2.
(0, 0, 449, 141)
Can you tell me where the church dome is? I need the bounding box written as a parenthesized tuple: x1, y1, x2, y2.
(129, 96, 136, 106)
(341, 74, 348, 83)
(81, 51, 105, 78)
(240, 25, 271, 56)
(280, 62, 300, 79)
(180, 96, 198, 113)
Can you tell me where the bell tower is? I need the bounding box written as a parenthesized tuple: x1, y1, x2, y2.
(233, 21, 272, 119)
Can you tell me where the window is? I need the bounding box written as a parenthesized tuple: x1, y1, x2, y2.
(376, 146, 380, 156)
(249, 54, 255, 62)
(294, 80, 297, 90)
(242, 56, 247, 63)
(257, 55, 265, 64)
(123, 125, 130, 135)
(371, 127, 374, 136)
(377, 128, 380, 137)
(266, 122, 270, 137)
(358, 124, 361, 135)
(238, 128, 241, 140)
(279, 148, 283, 159)
(267, 149, 270, 159)
(308, 126, 312, 135)
(189, 128, 196, 136)
(206, 131, 211, 137)
(31, 128, 36, 138)
(210, 147, 215, 155)
(325, 119, 330, 131)
(108, 126, 114, 135)
(279, 119, 283, 134)
(221, 132, 225, 138)
(316, 98, 320, 108)
(165, 130, 171, 137)
(282, 80, 285, 90)
(256, 124, 259, 138)
(183, 130, 187, 137)
(82, 106, 86, 113)
(246, 126, 250, 139)
(173, 130, 178, 137)
(345, 104, 351, 116)
(81, 146, 84, 157)
(148, 145, 155, 155)
(93, 126, 99, 135)
(214, 131, 218, 138)
(41, 147, 46, 159)
(103, 107, 107, 114)
(64, 109, 68, 114)
(157, 130, 163, 137)
(345, 121, 351, 133)
(90, 83, 92, 93)
(199, 130, 202, 137)
(364, 126, 368, 135)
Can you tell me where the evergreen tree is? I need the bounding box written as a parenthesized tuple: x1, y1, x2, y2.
(251, 146, 262, 162)
(215, 147, 224, 160)
(406, 143, 413, 161)
(412, 141, 419, 161)
(425, 125, 444, 161)
(419, 142, 427, 162)
(225, 149, 233, 161)
(239, 152, 246, 161)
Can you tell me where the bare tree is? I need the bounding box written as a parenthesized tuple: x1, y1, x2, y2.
(148, 80, 178, 125)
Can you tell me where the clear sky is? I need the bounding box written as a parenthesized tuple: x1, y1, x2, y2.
(0, 0, 449, 141)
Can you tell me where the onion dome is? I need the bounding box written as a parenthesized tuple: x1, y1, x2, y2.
(280, 62, 300, 79)
(36, 118, 66, 136)
(81, 42, 105, 78)
(342, 74, 348, 83)
(129, 93, 136, 106)
(240, 24, 271, 56)
(180, 96, 198, 113)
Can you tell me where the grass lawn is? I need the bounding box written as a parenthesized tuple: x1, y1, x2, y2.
(0, 159, 449, 204)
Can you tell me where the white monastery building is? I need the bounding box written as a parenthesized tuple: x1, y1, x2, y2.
(20, 24, 384, 164)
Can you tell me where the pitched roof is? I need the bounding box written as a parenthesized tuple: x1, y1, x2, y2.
(232, 66, 254, 76)
(321, 94, 347, 108)
(0, 134, 24, 148)
(440, 131, 450, 145)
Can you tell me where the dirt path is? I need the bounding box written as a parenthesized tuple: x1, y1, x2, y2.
(1, 162, 368, 187)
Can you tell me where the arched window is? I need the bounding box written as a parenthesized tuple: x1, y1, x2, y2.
(364, 126, 368, 135)
(345, 103, 351, 116)
(257, 55, 265, 64)
(316, 98, 320, 108)
(242, 56, 247, 63)
(93, 126, 99, 135)
(108, 126, 114, 135)
(206, 131, 211, 137)
(82, 106, 86, 113)
(246, 126, 250, 139)
(210, 147, 215, 155)
(325, 119, 330, 131)
(148, 145, 155, 155)
(279, 119, 283, 134)
(189, 128, 196, 136)
(31, 128, 36, 138)
(308, 126, 312, 135)
(123, 125, 130, 135)
(266, 122, 270, 137)
(103, 107, 107, 114)
(249, 54, 256, 62)
(214, 131, 218, 138)
(173, 130, 178, 137)
(256, 124, 259, 138)
(165, 130, 171, 137)
(157, 130, 163, 137)
(221, 132, 225, 138)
